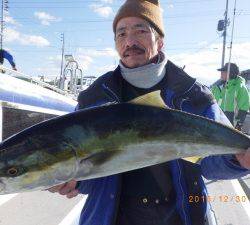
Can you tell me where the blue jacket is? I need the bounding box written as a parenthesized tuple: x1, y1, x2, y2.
(0, 49, 16, 68)
(76, 61, 249, 225)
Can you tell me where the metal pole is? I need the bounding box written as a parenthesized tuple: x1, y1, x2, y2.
(221, 0, 229, 68)
(224, 0, 237, 127)
(0, 0, 4, 50)
(60, 33, 65, 89)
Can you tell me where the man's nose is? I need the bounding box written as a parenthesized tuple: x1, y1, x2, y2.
(124, 33, 138, 47)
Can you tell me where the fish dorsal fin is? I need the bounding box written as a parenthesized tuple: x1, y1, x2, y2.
(183, 156, 202, 164)
(128, 91, 167, 108)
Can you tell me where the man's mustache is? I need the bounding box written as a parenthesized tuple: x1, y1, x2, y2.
(123, 45, 145, 57)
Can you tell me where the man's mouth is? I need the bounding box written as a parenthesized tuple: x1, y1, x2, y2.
(123, 47, 145, 58)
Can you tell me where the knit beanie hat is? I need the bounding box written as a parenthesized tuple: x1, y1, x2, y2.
(113, 0, 165, 37)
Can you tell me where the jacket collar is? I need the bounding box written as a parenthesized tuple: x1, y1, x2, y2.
(164, 60, 196, 95)
(104, 60, 197, 98)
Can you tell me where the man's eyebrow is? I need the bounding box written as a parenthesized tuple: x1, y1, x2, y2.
(116, 27, 126, 33)
(133, 23, 148, 29)
(116, 23, 149, 33)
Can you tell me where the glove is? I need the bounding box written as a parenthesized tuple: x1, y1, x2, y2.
(235, 122, 243, 131)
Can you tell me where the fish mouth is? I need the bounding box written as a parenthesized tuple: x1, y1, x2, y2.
(0, 179, 6, 193)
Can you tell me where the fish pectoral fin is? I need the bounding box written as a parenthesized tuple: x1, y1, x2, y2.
(128, 91, 167, 108)
(183, 156, 202, 164)
(80, 150, 117, 165)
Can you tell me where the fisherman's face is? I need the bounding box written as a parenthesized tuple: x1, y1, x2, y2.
(221, 71, 228, 81)
(115, 17, 163, 68)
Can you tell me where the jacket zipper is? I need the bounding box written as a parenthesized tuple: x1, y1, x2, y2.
(177, 160, 189, 225)
(111, 176, 122, 225)
(171, 81, 196, 109)
(102, 84, 121, 103)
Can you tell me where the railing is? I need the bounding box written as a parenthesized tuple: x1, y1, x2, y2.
(0, 65, 72, 97)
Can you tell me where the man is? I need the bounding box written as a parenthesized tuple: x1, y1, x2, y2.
(49, 1, 250, 225)
(0, 49, 17, 70)
(211, 62, 249, 130)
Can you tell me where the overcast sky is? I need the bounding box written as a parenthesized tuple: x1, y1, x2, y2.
(3, 0, 250, 85)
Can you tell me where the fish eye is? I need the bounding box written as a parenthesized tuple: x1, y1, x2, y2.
(6, 167, 23, 177)
(7, 167, 19, 176)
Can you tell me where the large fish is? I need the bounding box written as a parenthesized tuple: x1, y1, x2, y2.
(0, 92, 249, 194)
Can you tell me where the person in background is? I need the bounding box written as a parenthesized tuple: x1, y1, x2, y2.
(49, 1, 250, 225)
(0, 49, 17, 71)
(212, 62, 249, 130)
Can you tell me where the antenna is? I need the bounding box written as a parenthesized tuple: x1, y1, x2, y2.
(0, 0, 8, 50)
(59, 33, 65, 89)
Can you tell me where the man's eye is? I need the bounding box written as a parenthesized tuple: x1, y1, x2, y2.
(117, 33, 125, 38)
(135, 30, 149, 36)
(138, 28, 149, 33)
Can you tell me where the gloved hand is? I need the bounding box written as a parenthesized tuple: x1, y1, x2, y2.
(235, 110, 247, 131)
(235, 122, 243, 131)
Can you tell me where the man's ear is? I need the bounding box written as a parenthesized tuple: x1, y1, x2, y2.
(157, 38, 164, 51)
